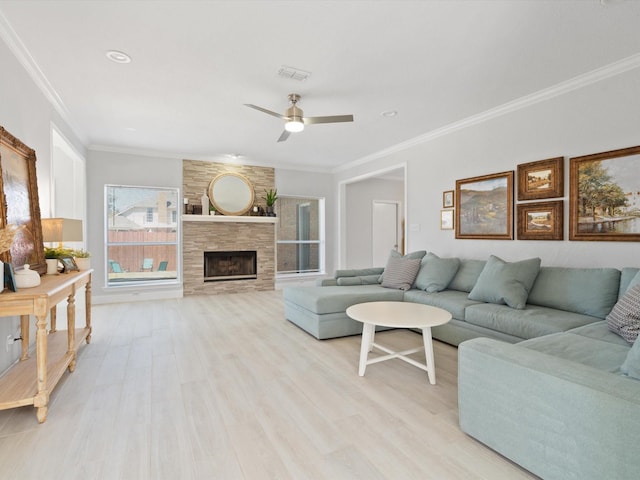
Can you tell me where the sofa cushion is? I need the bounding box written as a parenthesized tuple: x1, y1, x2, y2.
(378, 250, 426, 283)
(527, 266, 621, 319)
(619, 267, 640, 298)
(447, 259, 486, 293)
(621, 338, 640, 380)
(404, 289, 483, 320)
(464, 302, 601, 340)
(414, 253, 460, 293)
(283, 285, 404, 315)
(627, 270, 640, 292)
(518, 330, 631, 373)
(468, 255, 541, 309)
(381, 256, 421, 291)
(607, 284, 640, 343)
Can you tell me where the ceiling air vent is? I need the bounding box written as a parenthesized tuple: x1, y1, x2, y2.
(278, 65, 311, 82)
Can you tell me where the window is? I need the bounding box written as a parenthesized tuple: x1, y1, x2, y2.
(105, 185, 179, 286)
(277, 196, 324, 275)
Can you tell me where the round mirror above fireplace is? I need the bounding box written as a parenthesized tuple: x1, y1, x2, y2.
(208, 172, 255, 216)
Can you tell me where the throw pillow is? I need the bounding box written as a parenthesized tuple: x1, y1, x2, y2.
(381, 256, 421, 291)
(378, 249, 427, 282)
(415, 253, 461, 293)
(607, 284, 640, 344)
(468, 255, 542, 309)
(621, 337, 640, 380)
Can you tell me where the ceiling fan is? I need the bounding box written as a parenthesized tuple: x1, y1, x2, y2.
(245, 93, 354, 142)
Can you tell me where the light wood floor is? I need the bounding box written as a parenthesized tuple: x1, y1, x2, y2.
(0, 291, 537, 479)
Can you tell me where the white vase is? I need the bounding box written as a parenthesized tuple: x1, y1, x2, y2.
(46, 258, 58, 275)
(74, 257, 91, 271)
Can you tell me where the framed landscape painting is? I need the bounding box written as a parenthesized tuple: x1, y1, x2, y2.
(517, 156, 563, 200)
(517, 201, 563, 240)
(570, 145, 640, 241)
(455, 171, 514, 240)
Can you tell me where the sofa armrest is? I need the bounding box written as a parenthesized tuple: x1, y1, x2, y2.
(458, 338, 640, 480)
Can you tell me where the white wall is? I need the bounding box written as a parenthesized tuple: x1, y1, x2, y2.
(345, 178, 404, 269)
(335, 67, 640, 270)
(0, 39, 86, 373)
(87, 149, 183, 302)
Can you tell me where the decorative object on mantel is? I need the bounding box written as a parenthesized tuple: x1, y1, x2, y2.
(209, 172, 255, 216)
(201, 190, 210, 216)
(183, 197, 189, 214)
(0, 126, 46, 274)
(263, 188, 278, 217)
(14, 263, 41, 288)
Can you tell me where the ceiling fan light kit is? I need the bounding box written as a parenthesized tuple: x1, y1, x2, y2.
(245, 93, 353, 142)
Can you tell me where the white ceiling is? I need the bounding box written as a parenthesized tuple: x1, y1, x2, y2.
(0, 0, 639, 172)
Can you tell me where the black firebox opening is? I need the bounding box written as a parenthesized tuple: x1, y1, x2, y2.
(204, 250, 257, 282)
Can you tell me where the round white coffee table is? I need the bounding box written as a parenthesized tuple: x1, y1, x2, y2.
(346, 301, 452, 384)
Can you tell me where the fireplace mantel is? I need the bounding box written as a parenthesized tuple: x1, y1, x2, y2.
(182, 214, 278, 224)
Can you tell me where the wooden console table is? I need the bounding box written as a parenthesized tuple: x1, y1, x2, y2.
(0, 269, 92, 423)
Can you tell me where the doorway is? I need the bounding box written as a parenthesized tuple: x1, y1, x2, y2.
(372, 201, 400, 266)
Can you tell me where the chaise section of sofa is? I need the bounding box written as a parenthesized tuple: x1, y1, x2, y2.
(458, 329, 640, 480)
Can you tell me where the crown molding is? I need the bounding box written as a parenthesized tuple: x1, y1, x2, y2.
(89, 144, 334, 174)
(0, 10, 87, 144)
(335, 53, 640, 174)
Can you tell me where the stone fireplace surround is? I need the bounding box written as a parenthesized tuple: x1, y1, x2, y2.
(182, 160, 276, 295)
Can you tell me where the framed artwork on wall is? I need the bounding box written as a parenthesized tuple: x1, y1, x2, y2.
(517, 156, 564, 201)
(440, 209, 454, 230)
(0, 126, 46, 274)
(569, 145, 640, 241)
(517, 200, 563, 240)
(455, 171, 514, 240)
(442, 190, 454, 208)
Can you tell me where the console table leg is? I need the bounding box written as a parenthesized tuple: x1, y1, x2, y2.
(34, 306, 49, 423)
(20, 315, 29, 361)
(85, 278, 92, 344)
(67, 292, 76, 372)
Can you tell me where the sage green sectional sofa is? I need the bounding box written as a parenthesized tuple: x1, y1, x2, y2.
(283, 253, 640, 480)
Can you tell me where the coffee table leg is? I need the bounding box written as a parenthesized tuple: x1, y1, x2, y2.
(359, 323, 375, 376)
(422, 327, 437, 385)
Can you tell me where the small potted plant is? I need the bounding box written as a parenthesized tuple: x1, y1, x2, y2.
(44, 246, 72, 274)
(72, 249, 91, 271)
(263, 188, 278, 216)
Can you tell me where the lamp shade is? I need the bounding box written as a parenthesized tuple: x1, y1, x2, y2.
(41, 218, 83, 243)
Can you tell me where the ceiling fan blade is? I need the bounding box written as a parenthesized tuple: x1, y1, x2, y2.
(244, 104, 287, 120)
(303, 114, 354, 125)
(277, 130, 290, 142)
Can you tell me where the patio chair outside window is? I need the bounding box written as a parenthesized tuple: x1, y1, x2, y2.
(142, 258, 153, 271)
(158, 261, 168, 271)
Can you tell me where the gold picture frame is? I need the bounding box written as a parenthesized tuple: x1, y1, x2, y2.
(442, 190, 454, 208)
(517, 156, 564, 201)
(440, 209, 454, 230)
(0, 127, 46, 273)
(456, 171, 514, 240)
(569, 145, 640, 241)
(517, 201, 563, 241)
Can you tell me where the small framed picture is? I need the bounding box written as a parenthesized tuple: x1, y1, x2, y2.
(440, 209, 454, 230)
(517, 201, 564, 240)
(517, 157, 564, 201)
(59, 256, 79, 273)
(3, 262, 17, 292)
(443, 190, 454, 208)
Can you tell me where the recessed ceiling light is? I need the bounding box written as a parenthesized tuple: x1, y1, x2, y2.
(381, 110, 398, 117)
(106, 50, 132, 64)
